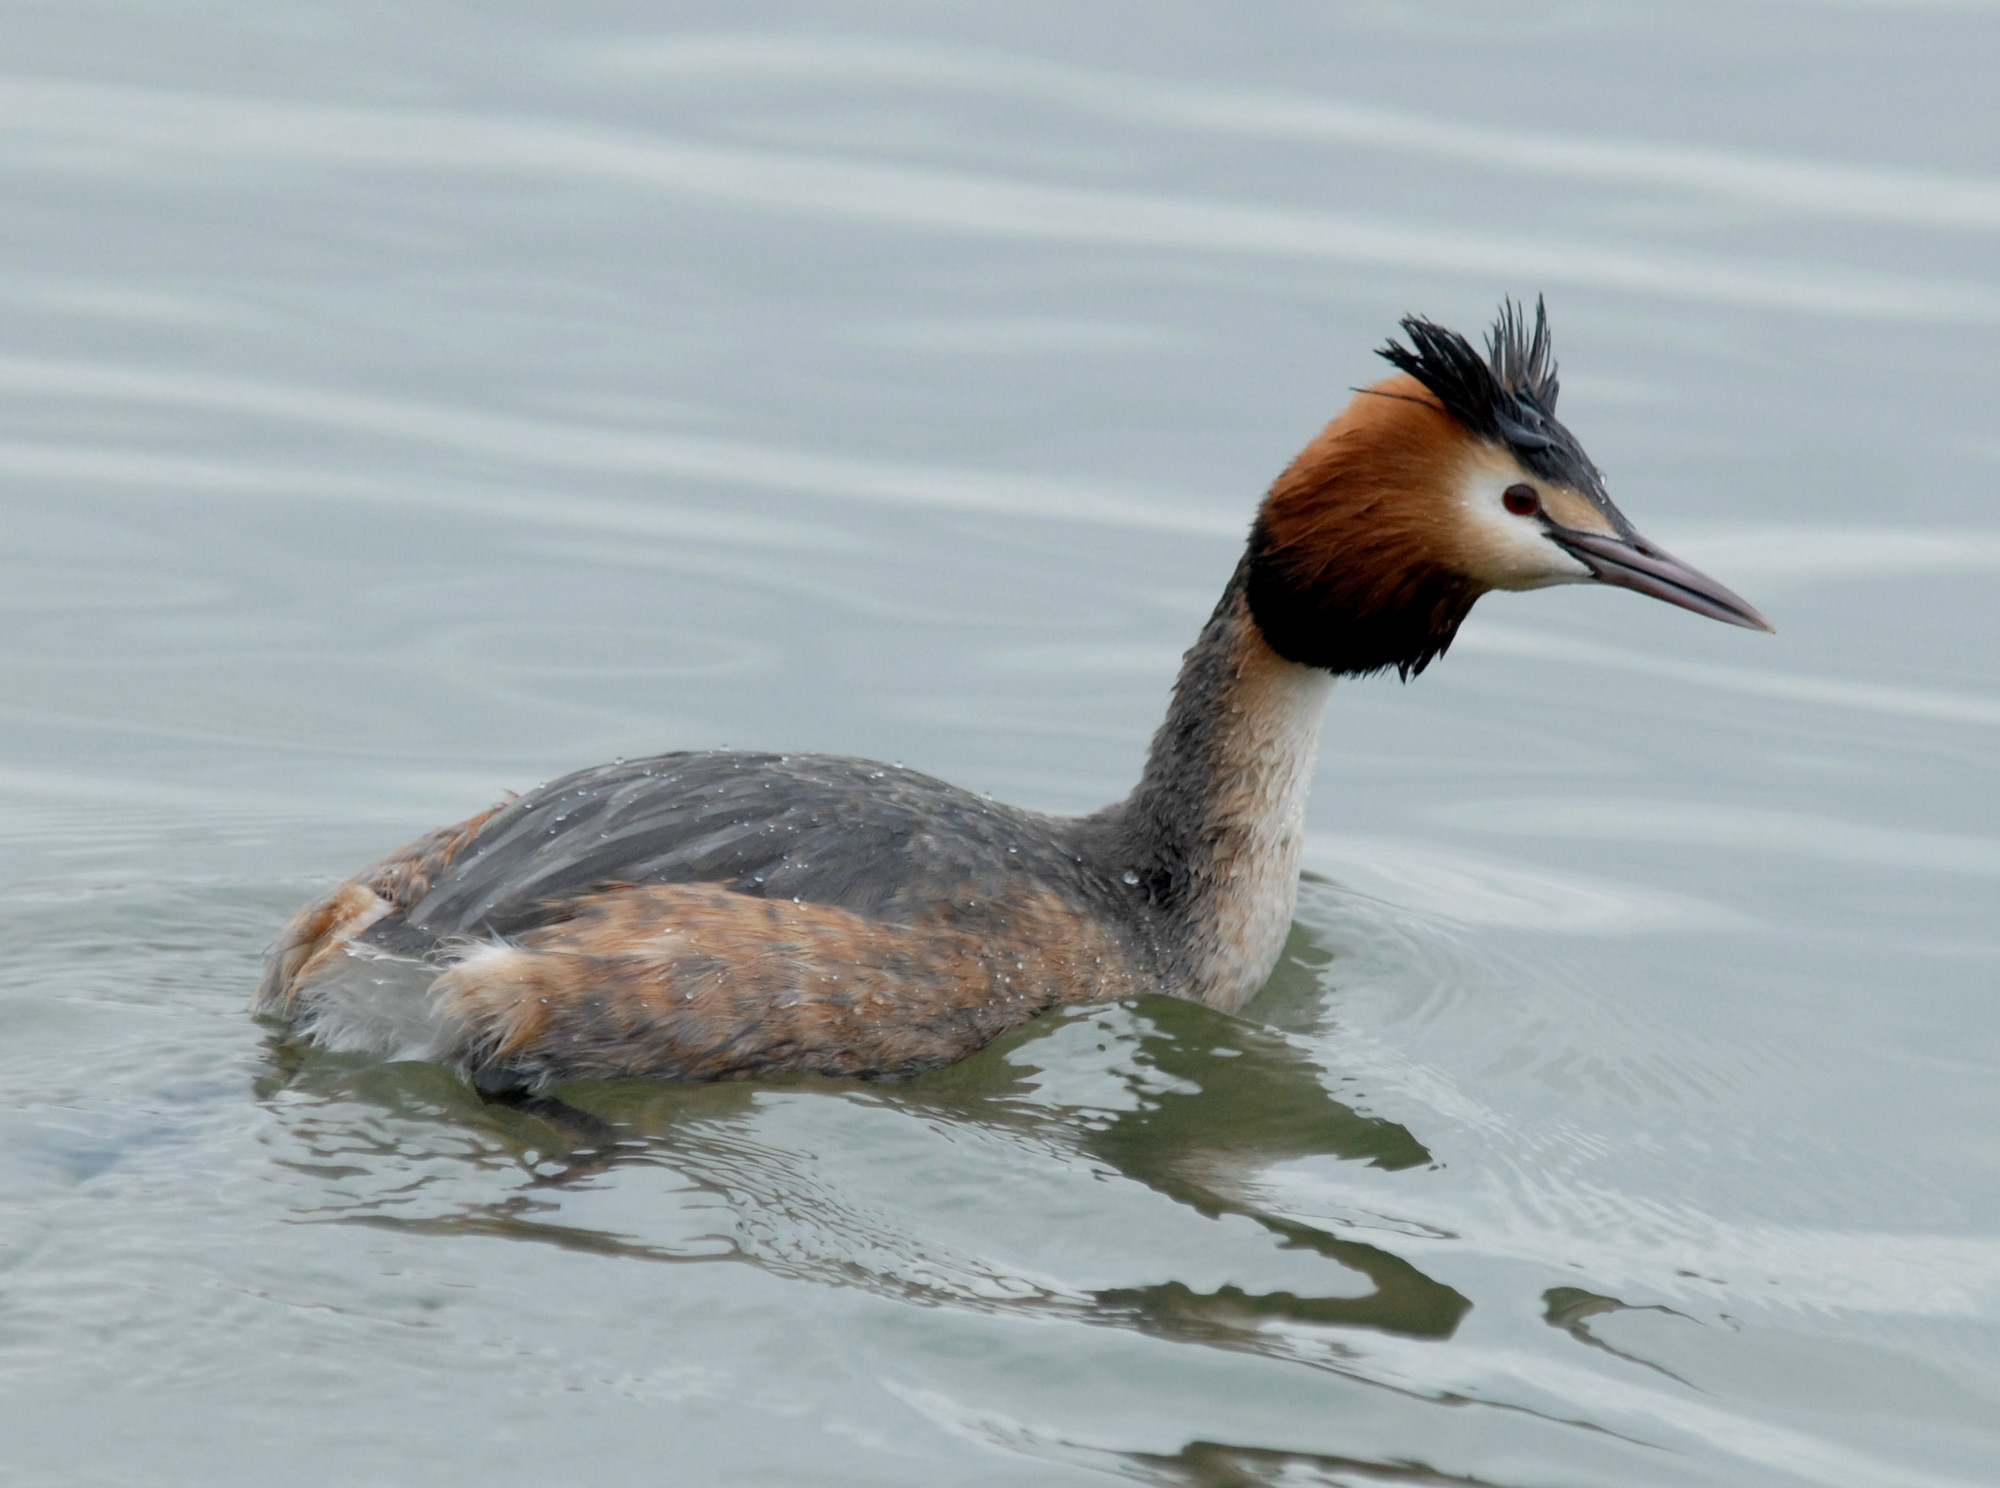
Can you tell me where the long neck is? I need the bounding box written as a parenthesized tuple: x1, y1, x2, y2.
(1108, 557, 1334, 1012)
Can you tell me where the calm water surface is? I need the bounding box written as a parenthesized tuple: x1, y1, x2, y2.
(3, 3, 1998, 1484)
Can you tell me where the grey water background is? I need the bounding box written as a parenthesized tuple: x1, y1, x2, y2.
(2, 2, 1998, 1483)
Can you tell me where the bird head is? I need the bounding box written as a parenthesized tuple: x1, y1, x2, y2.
(1244, 299, 1771, 679)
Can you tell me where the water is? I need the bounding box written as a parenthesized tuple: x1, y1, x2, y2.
(3, 3, 1998, 1483)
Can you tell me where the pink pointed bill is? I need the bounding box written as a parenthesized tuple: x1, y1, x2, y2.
(1552, 530, 1774, 633)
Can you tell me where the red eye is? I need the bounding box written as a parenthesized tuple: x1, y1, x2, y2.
(1503, 483, 1541, 517)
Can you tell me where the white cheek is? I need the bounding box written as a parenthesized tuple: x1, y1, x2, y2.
(1457, 472, 1593, 590)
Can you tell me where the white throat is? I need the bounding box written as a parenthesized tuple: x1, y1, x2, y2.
(1189, 655, 1334, 1011)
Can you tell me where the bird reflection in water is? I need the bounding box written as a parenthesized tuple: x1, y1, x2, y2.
(258, 975, 1468, 1359)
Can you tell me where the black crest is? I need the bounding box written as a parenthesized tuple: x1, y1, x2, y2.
(1377, 298, 1613, 508)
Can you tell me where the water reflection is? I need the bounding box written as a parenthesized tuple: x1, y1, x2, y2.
(1111, 1436, 1508, 1487)
(918, 996, 1468, 1343)
(1543, 1286, 1699, 1388)
(887, 1377, 1520, 1487)
(258, 989, 1469, 1371)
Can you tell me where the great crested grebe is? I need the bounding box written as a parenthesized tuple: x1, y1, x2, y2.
(257, 302, 1769, 1092)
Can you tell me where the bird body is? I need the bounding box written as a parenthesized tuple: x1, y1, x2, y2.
(257, 303, 1768, 1091)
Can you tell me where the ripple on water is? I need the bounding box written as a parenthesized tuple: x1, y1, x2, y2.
(3, 865, 1995, 1483)
(0, 839, 1986, 1470)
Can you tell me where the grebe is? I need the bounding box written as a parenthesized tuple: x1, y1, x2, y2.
(257, 302, 1769, 1092)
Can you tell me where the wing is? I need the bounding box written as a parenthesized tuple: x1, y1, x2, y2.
(361, 751, 1105, 957)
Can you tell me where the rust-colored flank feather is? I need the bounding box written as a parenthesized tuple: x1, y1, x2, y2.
(433, 883, 1139, 1086)
(255, 301, 1770, 1090)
